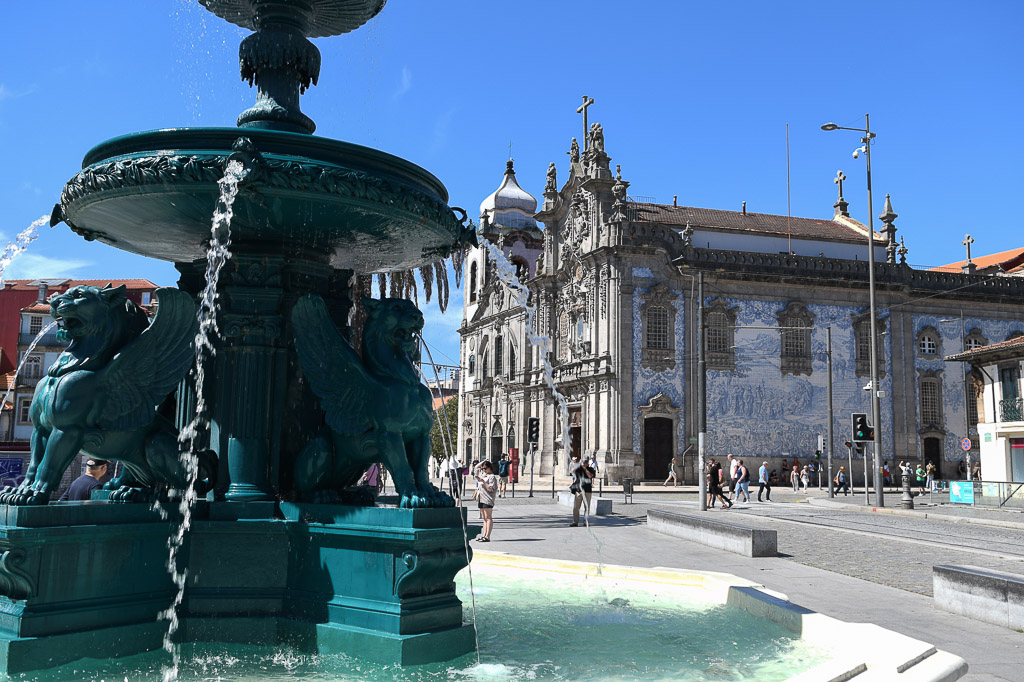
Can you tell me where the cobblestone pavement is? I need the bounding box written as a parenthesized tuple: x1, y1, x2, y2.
(632, 497, 1024, 596)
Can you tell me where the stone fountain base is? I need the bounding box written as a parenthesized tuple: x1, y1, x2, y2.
(0, 501, 478, 674)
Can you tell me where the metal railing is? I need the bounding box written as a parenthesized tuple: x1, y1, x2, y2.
(999, 397, 1024, 422)
(18, 332, 62, 346)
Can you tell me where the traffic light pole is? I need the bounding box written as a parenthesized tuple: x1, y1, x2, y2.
(528, 442, 535, 497)
(827, 327, 835, 499)
(864, 114, 884, 509)
(697, 272, 707, 511)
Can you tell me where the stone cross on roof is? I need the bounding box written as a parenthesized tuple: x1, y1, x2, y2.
(963, 234, 974, 262)
(833, 170, 850, 218)
(577, 95, 595, 148)
(962, 234, 976, 275)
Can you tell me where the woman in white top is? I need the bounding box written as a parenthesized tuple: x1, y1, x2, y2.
(474, 461, 498, 542)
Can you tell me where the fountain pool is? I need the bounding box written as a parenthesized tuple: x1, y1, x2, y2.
(11, 555, 827, 681)
(5, 550, 967, 681)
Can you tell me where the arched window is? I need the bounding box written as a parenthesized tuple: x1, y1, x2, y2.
(919, 373, 943, 426)
(964, 329, 987, 350)
(469, 261, 478, 303)
(508, 342, 516, 380)
(639, 283, 677, 371)
(646, 307, 669, 350)
(511, 257, 529, 281)
(920, 335, 937, 355)
(916, 326, 941, 357)
(479, 429, 487, 461)
(494, 335, 503, 376)
(706, 299, 738, 371)
(468, 353, 475, 375)
(23, 355, 42, 379)
(852, 312, 886, 378)
(506, 424, 516, 454)
(777, 302, 815, 376)
(465, 438, 472, 464)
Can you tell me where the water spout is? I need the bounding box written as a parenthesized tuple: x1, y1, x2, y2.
(159, 158, 246, 682)
(0, 215, 47, 285)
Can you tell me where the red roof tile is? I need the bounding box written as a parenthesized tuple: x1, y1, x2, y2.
(20, 303, 51, 313)
(2, 278, 158, 291)
(631, 203, 885, 244)
(929, 247, 1024, 274)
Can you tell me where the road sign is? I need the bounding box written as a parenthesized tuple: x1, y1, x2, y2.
(961, 437, 972, 451)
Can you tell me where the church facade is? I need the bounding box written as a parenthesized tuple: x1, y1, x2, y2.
(457, 122, 1024, 485)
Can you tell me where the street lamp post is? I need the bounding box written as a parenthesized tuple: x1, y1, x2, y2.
(822, 115, 884, 507)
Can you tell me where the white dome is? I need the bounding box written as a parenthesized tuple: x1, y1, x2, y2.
(479, 160, 538, 221)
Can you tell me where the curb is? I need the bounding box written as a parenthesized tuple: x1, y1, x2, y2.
(808, 496, 1024, 532)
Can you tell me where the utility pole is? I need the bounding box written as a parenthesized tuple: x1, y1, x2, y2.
(827, 327, 835, 499)
(698, 272, 707, 511)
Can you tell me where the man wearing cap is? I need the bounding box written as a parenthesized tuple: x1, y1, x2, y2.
(757, 460, 772, 502)
(59, 458, 109, 502)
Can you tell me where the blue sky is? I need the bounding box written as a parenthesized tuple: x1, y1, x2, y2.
(1, 1, 1021, 369)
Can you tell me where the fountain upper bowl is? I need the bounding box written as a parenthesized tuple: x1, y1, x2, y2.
(56, 127, 470, 272)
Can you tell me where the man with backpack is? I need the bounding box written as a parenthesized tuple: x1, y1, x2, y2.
(497, 454, 511, 498)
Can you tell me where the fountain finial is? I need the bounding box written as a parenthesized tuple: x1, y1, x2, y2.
(199, 0, 387, 134)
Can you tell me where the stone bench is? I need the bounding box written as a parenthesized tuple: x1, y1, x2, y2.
(934, 564, 1024, 629)
(555, 491, 613, 515)
(646, 509, 777, 558)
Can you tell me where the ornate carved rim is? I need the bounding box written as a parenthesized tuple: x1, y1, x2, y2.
(59, 153, 469, 243)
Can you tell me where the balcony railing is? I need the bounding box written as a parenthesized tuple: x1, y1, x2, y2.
(19, 332, 62, 346)
(1000, 397, 1024, 422)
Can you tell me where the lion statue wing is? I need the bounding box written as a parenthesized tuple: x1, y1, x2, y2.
(291, 293, 382, 436)
(91, 287, 200, 431)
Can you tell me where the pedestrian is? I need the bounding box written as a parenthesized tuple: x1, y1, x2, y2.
(444, 454, 463, 497)
(780, 459, 789, 480)
(728, 453, 739, 488)
(925, 461, 936, 493)
(882, 461, 892, 490)
(833, 465, 849, 495)
(473, 461, 497, 542)
(915, 462, 927, 493)
(497, 454, 511, 498)
(757, 461, 772, 502)
(58, 458, 109, 502)
(972, 462, 981, 481)
(589, 454, 600, 478)
(769, 469, 779, 485)
(359, 462, 381, 497)
(800, 464, 810, 492)
(957, 459, 967, 479)
(734, 459, 751, 502)
(790, 463, 801, 492)
(707, 458, 733, 509)
(568, 452, 595, 526)
(663, 459, 678, 487)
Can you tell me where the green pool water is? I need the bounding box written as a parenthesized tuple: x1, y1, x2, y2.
(8, 563, 830, 681)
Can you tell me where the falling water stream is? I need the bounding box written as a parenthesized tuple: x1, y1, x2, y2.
(0, 215, 46, 284)
(158, 159, 245, 682)
(478, 238, 592, 526)
(0, 320, 59, 414)
(419, 344, 481, 666)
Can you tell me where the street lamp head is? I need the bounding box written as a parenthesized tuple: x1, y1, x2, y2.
(821, 123, 840, 131)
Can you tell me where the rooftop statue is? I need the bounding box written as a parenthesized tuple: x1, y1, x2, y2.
(291, 294, 453, 508)
(0, 286, 216, 505)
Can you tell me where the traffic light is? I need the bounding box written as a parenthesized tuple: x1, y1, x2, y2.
(851, 413, 874, 442)
(854, 443, 865, 457)
(527, 417, 540, 444)
(814, 451, 821, 460)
